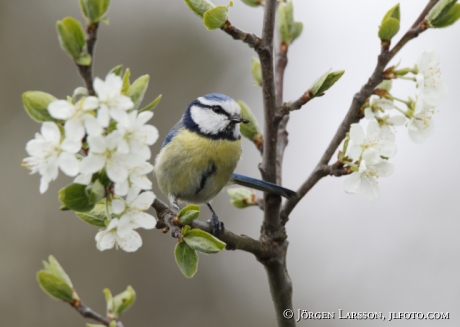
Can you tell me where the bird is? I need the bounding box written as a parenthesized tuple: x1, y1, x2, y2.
(154, 93, 296, 236)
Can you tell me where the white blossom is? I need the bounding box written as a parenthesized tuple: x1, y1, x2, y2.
(95, 218, 142, 252)
(364, 95, 395, 120)
(23, 122, 80, 193)
(346, 121, 397, 161)
(48, 97, 102, 150)
(117, 110, 159, 160)
(79, 131, 141, 183)
(114, 162, 154, 196)
(416, 50, 448, 106)
(343, 148, 394, 201)
(407, 96, 436, 143)
(112, 188, 156, 234)
(376, 115, 406, 142)
(85, 73, 134, 127)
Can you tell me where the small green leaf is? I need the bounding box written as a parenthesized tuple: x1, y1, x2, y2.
(185, 0, 215, 17)
(139, 94, 162, 113)
(56, 17, 86, 59)
(126, 75, 150, 109)
(375, 80, 392, 91)
(378, 17, 400, 40)
(109, 64, 123, 76)
(182, 225, 191, 236)
(382, 3, 400, 21)
(122, 68, 131, 94)
(311, 70, 345, 96)
(291, 21, 303, 42)
(174, 242, 198, 278)
(203, 6, 228, 30)
(59, 183, 95, 212)
(80, 0, 111, 23)
(22, 91, 57, 123)
(227, 188, 256, 208)
(178, 204, 200, 225)
(87, 179, 105, 205)
(430, 3, 460, 28)
(237, 100, 262, 144)
(241, 0, 263, 7)
(428, 0, 457, 25)
(251, 57, 262, 86)
(277, 1, 302, 44)
(46, 255, 73, 288)
(183, 229, 226, 254)
(76, 53, 92, 66)
(37, 271, 74, 302)
(112, 286, 136, 319)
(75, 198, 108, 227)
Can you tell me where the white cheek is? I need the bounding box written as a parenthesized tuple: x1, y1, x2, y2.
(191, 106, 228, 135)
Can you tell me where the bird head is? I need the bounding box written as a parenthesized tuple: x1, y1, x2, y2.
(184, 93, 249, 140)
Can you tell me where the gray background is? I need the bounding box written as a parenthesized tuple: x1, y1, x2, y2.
(1, 0, 459, 326)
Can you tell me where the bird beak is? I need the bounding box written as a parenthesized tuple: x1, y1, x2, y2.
(230, 113, 250, 124)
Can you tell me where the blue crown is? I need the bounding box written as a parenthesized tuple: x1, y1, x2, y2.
(202, 93, 232, 102)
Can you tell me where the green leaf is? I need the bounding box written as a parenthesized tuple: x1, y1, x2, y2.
(75, 198, 108, 227)
(182, 225, 191, 236)
(59, 183, 95, 212)
(382, 3, 400, 21)
(37, 271, 74, 302)
(178, 204, 200, 225)
(311, 70, 345, 96)
(174, 242, 198, 278)
(45, 255, 73, 288)
(56, 17, 86, 59)
(227, 188, 256, 208)
(76, 53, 92, 66)
(87, 180, 105, 205)
(112, 286, 136, 319)
(237, 100, 262, 143)
(80, 0, 111, 23)
(428, 0, 457, 25)
(139, 94, 162, 113)
(183, 229, 226, 254)
(251, 57, 262, 86)
(22, 91, 57, 123)
(122, 68, 131, 94)
(378, 17, 400, 40)
(203, 6, 228, 30)
(292, 21, 303, 42)
(277, 1, 294, 43)
(109, 64, 123, 76)
(185, 0, 215, 17)
(126, 75, 150, 109)
(430, 3, 460, 28)
(241, 0, 263, 7)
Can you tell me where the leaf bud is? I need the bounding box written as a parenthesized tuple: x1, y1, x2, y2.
(237, 100, 263, 149)
(277, 1, 303, 44)
(241, 0, 264, 7)
(185, 0, 215, 17)
(111, 286, 136, 319)
(178, 205, 201, 225)
(251, 57, 262, 86)
(227, 188, 257, 208)
(378, 3, 400, 41)
(310, 70, 345, 97)
(37, 256, 78, 303)
(56, 17, 86, 60)
(23, 91, 57, 123)
(79, 0, 111, 23)
(428, 1, 460, 28)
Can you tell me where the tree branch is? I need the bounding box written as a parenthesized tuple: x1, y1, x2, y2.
(221, 20, 262, 50)
(72, 300, 124, 327)
(76, 22, 99, 95)
(151, 198, 274, 259)
(280, 0, 438, 223)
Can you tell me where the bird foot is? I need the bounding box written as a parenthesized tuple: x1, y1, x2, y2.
(207, 214, 224, 238)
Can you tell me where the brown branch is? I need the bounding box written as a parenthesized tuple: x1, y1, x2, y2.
(152, 198, 274, 259)
(72, 300, 124, 327)
(76, 22, 99, 95)
(280, 0, 438, 223)
(221, 20, 262, 50)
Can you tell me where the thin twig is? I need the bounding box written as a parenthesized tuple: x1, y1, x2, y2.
(151, 198, 274, 259)
(72, 300, 124, 327)
(76, 22, 99, 95)
(280, 0, 439, 223)
(221, 20, 262, 50)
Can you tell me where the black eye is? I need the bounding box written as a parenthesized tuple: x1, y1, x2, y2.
(212, 105, 224, 114)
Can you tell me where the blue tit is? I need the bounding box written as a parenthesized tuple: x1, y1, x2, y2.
(154, 93, 296, 236)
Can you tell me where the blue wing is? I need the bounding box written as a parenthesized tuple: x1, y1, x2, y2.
(231, 173, 296, 199)
(162, 119, 184, 148)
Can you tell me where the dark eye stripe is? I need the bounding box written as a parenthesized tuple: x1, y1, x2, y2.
(197, 101, 230, 118)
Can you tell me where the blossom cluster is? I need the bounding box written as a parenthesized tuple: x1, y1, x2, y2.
(342, 50, 448, 201)
(23, 73, 158, 252)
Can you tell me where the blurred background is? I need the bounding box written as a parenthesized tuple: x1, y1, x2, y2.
(1, 0, 460, 326)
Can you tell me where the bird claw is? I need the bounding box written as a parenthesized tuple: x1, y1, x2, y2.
(207, 215, 224, 238)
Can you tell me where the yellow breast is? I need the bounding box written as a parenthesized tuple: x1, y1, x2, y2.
(154, 129, 242, 203)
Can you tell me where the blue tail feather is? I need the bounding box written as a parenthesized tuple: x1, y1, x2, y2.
(231, 173, 296, 199)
